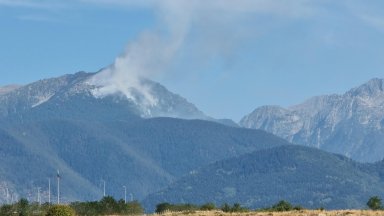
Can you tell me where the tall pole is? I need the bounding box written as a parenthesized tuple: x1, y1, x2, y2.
(123, 186, 127, 204)
(37, 187, 41, 206)
(57, 170, 60, 204)
(5, 187, 9, 204)
(102, 180, 106, 197)
(48, 178, 51, 204)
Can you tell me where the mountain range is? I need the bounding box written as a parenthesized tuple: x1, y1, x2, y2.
(143, 145, 384, 211)
(0, 71, 287, 205)
(1, 71, 384, 211)
(240, 78, 384, 162)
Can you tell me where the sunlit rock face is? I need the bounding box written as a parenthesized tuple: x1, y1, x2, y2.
(241, 78, 384, 162)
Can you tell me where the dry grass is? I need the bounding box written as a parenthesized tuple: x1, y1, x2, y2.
(154, 210, 384, 216)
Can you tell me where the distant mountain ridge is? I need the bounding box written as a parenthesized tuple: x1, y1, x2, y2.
(240, 78, 384, 162)
(143, 145, 384, 211)
(0, 85, 21, 96)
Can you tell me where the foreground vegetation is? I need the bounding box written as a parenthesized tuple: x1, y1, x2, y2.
(0, 196, 143, 216)
(154, 197, 384, 216)
(156, 210, 384, 216)
(1, 196, 384, 216)
(155, 200, 304, 213)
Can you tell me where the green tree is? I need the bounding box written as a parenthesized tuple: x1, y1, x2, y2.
(271, 200, 293, 212)
(155, 203, 171, 213)
(46, 205, 75, 216)
(17, 198, 29, 216)
(367, 196, 382, 210)
(99, 196, 117, 215)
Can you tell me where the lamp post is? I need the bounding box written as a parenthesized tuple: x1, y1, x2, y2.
(57, 170, 60, 204)
(48, 178, 51, 204)
(102, 180, 106, 197)
(123, 186, 127, 204)
(5, 187, 9, 204)
(37, 187, 41, 206)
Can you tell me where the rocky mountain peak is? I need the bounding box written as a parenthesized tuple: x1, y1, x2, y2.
(0, 70, 208, 121)
(346, 78, 384, 97)
(240, 78, 384, 162)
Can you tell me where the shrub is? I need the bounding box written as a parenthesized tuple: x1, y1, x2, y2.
(221, 203, 231, 212)
(231, 203, 248, 212)
(99, 196, 118, 215)
(155, 203, 172, 213)
(367, 196, 382, 210)
(0, 204, 14, 216)
(220, 203, 248, 213)
(200, 203, 216, 211)
(46, 205, 75, 216)
(260, 200, 304, 212)
(123, 201, 144, 215)
(271, 200, 293, 212)
(293, 205, 304, 211)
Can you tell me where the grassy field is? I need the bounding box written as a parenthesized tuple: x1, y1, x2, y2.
(155, 210, 384, 216)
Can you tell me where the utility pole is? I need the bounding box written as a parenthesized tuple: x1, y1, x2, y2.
(5, 187, 9, 204)
(10, 193, 14, 204)
(102, 180, 106, 197)
(37, 187, 41, 205)
(48, 178, 51, 204)
(123, 186, 127, 204)
(57, 170, 60, 204)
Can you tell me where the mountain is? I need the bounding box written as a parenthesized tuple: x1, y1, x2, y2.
(143, 145, 384, 211)
(0, 85, 21, 96)
(0, 71, 289, 204)
(240, 78, 384, 162)
(0, 72, 208, 120)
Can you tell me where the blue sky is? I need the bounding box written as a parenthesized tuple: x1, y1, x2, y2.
(1, 0, 384, 121)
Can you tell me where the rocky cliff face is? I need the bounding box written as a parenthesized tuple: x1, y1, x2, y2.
(240, 78, 384, 162)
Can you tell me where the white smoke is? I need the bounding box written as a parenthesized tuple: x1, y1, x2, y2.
(87, 0, 313, 107)
(88, 0, 194, 106)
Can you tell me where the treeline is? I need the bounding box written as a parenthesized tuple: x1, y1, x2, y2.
(0, 196, 143, 216)
(155, 200, 304, 213)
(1, 196, 382, 216)
(155, 196, 384, 213)
(71, 196, 143, 215)
(0, 199, 304, 216)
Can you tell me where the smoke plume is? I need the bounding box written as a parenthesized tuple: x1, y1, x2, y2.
(88, 0, 312, 107)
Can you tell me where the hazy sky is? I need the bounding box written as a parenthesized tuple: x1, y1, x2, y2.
(1, 0, 384, 121)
